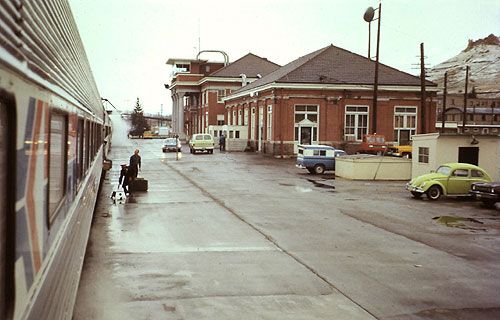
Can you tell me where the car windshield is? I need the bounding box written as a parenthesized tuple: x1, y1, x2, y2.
(165, 138, 176, 144)
(366, 136, 385, 144)
(436, 166, 451, 175)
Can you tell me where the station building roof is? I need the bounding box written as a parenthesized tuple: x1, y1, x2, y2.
(209, 53, 280, 78)
(231, 44, 437, 95)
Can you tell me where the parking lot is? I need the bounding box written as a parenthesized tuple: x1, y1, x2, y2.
(74, 137, 500, 320)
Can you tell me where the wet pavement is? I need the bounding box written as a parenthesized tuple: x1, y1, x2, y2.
(73, 116, 500, 320)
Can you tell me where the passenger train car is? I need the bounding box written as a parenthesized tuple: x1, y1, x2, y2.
(0, 1, 111, 319)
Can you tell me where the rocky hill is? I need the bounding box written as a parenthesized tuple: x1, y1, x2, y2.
(427, 34, 500, 98)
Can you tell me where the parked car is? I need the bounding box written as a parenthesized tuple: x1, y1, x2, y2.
(387, 145, 412, 158)
(127, 129, 144, 138)
(406, 162, 491, 200)
(162, 138, 181, 152)
(189, 134, 214, 154)
(470, 181, 500, 207)
(357, 133, 388, 155)
(296, 144, 346, 174)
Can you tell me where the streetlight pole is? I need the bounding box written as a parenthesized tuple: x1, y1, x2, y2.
(364, 4, 381, 134)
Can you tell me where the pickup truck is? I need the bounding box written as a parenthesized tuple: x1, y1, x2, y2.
(387, 145, 412, 158)
(357, 134, 388, 155)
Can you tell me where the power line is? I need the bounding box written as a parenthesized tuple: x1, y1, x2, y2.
(438, 58, 499, 87)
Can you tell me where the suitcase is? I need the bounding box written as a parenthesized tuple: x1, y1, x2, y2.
(130, 177, 148, 191)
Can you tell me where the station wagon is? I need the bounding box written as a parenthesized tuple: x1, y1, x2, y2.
(189, 134, 215, 154)
(296, 145, 346, 174)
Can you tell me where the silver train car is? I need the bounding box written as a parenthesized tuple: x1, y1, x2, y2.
(0, 1, 111, 319)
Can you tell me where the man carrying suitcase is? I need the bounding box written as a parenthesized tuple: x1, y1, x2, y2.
(128, 149, 148, 192)
(129, 149, 141, 178)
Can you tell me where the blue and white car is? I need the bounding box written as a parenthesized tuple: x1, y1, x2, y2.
(296, 145, 347, 174)
(162, 138, 181, 152)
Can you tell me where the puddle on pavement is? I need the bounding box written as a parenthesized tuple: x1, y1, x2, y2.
(279, 183, 294, 187)
(278, 180, 335, 193)
(307, 179, 336, 191)
(127, 196, 137, 203)
(295, 186, 313, 193)
(433, 216, 487, 231)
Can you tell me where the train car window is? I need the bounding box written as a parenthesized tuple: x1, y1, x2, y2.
(97, 124, 102, 153)
(0, 98, 15, 320)
(92, 122, 96, 158)
(77, 118, 84, 184)
(89, 122, 93, 159)
(68, 115, 77, 195)
(85, 120, 90, 171)
(48, 112, 68, 222)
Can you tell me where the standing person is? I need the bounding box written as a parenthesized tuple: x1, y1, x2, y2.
(118, 164, 133, 196)
(219, 133, 226, 151)
(129, 149, 141, 178)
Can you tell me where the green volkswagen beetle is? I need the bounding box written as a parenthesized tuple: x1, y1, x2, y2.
(406, 163, 491, 200)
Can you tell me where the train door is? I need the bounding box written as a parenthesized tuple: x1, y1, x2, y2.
(0, 93, 15, 319)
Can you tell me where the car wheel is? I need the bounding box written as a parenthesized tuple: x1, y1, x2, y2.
(314, 164, 325, 175)
(411, 191, 422, 199)
(426, 185, 442, 200)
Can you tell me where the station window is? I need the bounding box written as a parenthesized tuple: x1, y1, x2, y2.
(267, 106, 272, 141)
(418, 147, 429, 164)
(175, 64, 190, 72)
(345, 105, 368, 141)
(217, 89, 226, 102)
(394, 106, 417, 145)
(48, 112, 68, 222)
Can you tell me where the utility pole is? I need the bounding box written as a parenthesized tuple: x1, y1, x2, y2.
(160, 104, 163, 126)
(372, 2, 381, 134)
(441, 71, 447, 133)
(420, 43, 426, 134)
(462, 66, 469, 129)
(368, 21, 371, 59)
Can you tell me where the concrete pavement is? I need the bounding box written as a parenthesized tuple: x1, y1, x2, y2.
(74, 119, 500, 319)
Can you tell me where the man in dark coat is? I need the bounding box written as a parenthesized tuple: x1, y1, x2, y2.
(219, 133, 226, 151)
(129, 149, 141, 178)
(118, 164, 134, 195)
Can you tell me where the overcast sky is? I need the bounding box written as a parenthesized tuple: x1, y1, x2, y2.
(69, 0, 500, 115)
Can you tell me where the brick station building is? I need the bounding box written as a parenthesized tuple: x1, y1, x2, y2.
(223, 44, 438, 156)
(167, 53, 280, 138)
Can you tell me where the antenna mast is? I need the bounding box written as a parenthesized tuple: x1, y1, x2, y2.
(198, 18, 201, 53)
